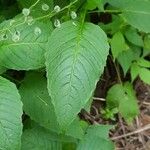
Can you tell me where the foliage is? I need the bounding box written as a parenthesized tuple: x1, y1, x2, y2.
(0, 0, 149, 149)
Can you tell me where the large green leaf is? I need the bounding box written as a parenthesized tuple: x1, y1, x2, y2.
(46, 21, 109, 130)
(77, 125, 115, 150)
(21, 126, 62, 150)
(0, 17, 53, 70)
(19, 72, 59, 132)
(19, 72, 84, 138)
(108, 0, 150, 33)
(0, 76, 23, 150)
(106, 82, 139, 123)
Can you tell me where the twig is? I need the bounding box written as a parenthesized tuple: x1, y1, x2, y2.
(143, 101, 150, 106)
(111, 124, 150, 140)
(93, 97, 106, 101)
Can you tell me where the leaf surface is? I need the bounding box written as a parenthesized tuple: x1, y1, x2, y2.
(106, 83, 139, 123)
(0, 76, 23, 150)
(46, 21, 109, 130)
(21, 126, 62, 150)
(19, 72, 59, 132)
(0, 16, 53, 70)
(77, 125, 115, 150)
(19, 72, 84, 138)
(110, 31, 127, 59)
(108, 0, 150, 33)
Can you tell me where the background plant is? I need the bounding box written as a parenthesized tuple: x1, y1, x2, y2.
(0, 0, 149, 149)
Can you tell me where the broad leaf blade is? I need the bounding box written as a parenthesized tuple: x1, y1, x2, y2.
(108, 0, 150, 33)
(0, 16, 53, 70)
(0, 76, 23, 150)
(19, 72, 59, 132)
(19, 72, 84, 138)
(46, 21, 109, 130)
(106, 83, 139, 123)
(77, 125, 115, 150)
(21, 126, 62, 150)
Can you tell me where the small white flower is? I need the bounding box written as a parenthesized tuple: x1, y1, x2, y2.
(70, 11, 77, 19)
(54, 19, 61, 28)
(42, 3, 49, 11)
(34, 27, 42, 36)
(22, 8, 30, 16)
(54, 5, 61, 12)
(12, 31, 20, 42)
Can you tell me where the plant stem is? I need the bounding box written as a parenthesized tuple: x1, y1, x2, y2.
(0, 0, 79, 32)
(88, 9, 122, 14)
(30, 0, 40, 9)
(114, 61, 122, 84)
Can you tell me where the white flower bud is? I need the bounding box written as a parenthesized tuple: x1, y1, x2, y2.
(54, 5, 61, 12)
(42, 3, 49, 11)
(22, 8, 30, 16)
(54, 19, 61, 28)
(70, 11, 77, 19)
(34, 27, 42, 36)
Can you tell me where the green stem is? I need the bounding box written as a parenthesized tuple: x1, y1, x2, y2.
(88, 9, 122, 14)
(29, 0, 40, 9)
(114, 61, 122, 84)
(0, 0, 79, 32)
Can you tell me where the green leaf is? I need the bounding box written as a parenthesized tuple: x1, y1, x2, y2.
(110, 31, 128, 59)
(21, 126, 62, 150)
(117, 49, 135, 75)
(0, 17, 53, 70)
(19, 72, 59, 132)
(108, 0, 150, 33)
(0, 76, 23, 150)
(66, 118, 84, 139)
(86, 0, 102, 10)
(46, 21, 109, 130)
(143, 35, 150, 56)
(144, 35, 150, 49)
(18, 0, 53, 17)
(54, 0, 69, 8)
(63, 142, 76, 150)
(77, 125, 115, 150)
(100, 15, 124, 35)
(106, 83, 139, 123)
(19, 72, 84, 138)
(130, 63, 140, 82)
(0, 66, 6, 74)
(139, 68, 150, 84)
(137, 59, 150, 68)
(124, 27, 143, 47)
